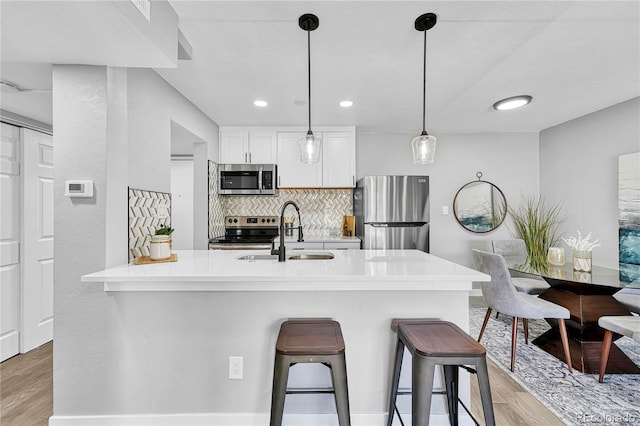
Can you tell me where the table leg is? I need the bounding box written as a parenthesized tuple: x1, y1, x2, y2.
(534, 288, 639, 374)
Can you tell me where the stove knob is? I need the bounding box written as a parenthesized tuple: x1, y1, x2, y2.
(233, 218, 238, 223)
(228, 218, 233, 223)
(261, 218, 265, 223)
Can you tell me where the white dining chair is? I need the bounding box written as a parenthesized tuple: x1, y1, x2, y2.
(492, 239, 550, 295)
(597, 315, 640, 383)
(473, 249, 573, 372)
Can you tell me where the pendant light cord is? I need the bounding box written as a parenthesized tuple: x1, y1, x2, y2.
(307, 28, 312, 134)
(422, 29, 427, 134)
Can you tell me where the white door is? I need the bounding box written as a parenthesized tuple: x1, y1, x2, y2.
(170, 159, 194, 250)
(21, 128, 54, 352)
(0, 123, 21, 361)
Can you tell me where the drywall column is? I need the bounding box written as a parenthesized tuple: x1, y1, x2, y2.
(193, 141, 208, 249)
(52, 65, 128, 414)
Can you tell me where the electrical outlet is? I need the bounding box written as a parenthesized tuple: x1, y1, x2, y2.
(442, 205, 449, 215)
(229, 356, 243, 379)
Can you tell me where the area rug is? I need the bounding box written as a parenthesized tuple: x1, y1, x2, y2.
(469, 308, 640, 426)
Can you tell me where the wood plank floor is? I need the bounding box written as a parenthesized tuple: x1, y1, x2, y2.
(1, 341, 52, 426)
(1, 302, 563, 425)
(469, 296, 564, 425)
(470, 357, 564, 425)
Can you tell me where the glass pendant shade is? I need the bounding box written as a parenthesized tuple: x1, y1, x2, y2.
(411, 132, 437, 164)
(298, 131, 322, 164)
(412, 13, 438, 165)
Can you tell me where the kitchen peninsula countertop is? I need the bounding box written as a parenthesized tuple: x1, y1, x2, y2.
(78, 249, 488, 424)
(82, 249, 488, 292)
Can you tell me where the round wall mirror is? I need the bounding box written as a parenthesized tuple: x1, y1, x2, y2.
(453, 173, 507, 233)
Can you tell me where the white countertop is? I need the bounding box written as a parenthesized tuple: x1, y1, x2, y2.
(82, 249, 489, 292)
(282, 232, 360, 243)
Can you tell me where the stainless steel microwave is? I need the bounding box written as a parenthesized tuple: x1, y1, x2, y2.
(219, 164, 278, 195)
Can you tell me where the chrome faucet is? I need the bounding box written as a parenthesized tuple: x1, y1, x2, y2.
(271, 201, 304, 262)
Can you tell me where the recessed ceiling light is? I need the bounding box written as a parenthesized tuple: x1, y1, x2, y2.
(493, 95, 532, 111)
(339, 100, 353, 108)
(253, 100, 268, 107)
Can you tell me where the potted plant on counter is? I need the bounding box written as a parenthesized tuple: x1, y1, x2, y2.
(155, 224, 175, 237)
(149, 225, 175, 260)
(509, 196, 564, 271)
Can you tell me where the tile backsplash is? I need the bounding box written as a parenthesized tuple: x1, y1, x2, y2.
(128, 187, 171, 261)
(219, 189, 353, 237)
(207, 160, 353, 239)
(208, 161, 225, 239)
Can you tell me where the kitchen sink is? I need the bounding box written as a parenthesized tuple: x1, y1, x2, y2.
(235, 254, 278, 261)
(287, 253, 334, 260)
(235, 252, 334, 261)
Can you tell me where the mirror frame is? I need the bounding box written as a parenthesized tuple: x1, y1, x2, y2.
(453, 174, 507, 234)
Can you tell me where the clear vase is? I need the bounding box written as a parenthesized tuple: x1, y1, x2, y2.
(547, 247, 566, 266)
(572, 250, 592, 272)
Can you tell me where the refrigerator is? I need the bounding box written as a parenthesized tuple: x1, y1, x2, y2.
(353, 176, 429, 252)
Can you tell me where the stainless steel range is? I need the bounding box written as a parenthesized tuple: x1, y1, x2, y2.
(209, 215, 279, 250)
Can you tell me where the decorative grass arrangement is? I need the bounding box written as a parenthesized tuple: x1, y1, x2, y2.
(509, 196, 564, 270)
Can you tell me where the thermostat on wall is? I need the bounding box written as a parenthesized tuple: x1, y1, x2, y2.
(64, 180, 94, 198)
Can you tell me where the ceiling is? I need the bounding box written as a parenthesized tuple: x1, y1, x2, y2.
(1, 1, 639, 135)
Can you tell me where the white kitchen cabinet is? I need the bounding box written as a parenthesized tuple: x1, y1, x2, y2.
(322, 131, 356, 188)
(277, 128, 356, 188)
(219, 128, 277, 164)
(284, 240, 360, 250)
(276, 132, 322, 187)
(285, 241, 324, 250)
(323, 241, 361, 250)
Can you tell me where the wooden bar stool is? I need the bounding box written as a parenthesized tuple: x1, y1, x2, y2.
(387, 320, 495, 426)
(270, 319, 351, 426)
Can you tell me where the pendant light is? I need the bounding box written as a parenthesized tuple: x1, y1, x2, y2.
(411, 13, 437, 164)
(298, 13, 321, 164)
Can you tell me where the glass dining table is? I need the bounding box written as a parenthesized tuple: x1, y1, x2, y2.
(509, 262, 640, 374)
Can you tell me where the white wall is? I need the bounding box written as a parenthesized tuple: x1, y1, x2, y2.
(127, 68, 219, 249)
(52, 65, 219, 416)
(540, 97, 640, 268)
(356, 131, 540, 267)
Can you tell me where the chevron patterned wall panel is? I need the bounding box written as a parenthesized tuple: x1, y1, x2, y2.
(208, 161, 225, 239)
(222, 189, 353, 235)
(128, 188, 171, 261)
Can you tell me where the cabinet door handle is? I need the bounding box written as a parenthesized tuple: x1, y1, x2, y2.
(249, 152, 252, 163)
(278, 176, 281, 187)
(244, 152, 248, 163)
(352, 175, 355, 186)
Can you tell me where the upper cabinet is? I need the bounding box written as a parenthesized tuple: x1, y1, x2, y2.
(277, 127, 356, 188)
(219, 128, 277, 164)
(277, 132, 322, 187)
(221, 126, 356, 188)
(322, 131, 356, 188)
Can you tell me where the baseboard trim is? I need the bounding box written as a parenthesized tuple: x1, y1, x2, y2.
(49, 412, 466, 425)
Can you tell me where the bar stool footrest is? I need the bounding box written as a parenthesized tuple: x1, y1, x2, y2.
(286, 387, 336, 395)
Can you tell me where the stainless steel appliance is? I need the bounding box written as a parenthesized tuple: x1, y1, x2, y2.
(209, 215, 279, 250)
(353, 176, 429, 252)
(219, 164, 278, 195)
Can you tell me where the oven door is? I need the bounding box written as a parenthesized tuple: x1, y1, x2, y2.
(209, 242, 273, 250)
